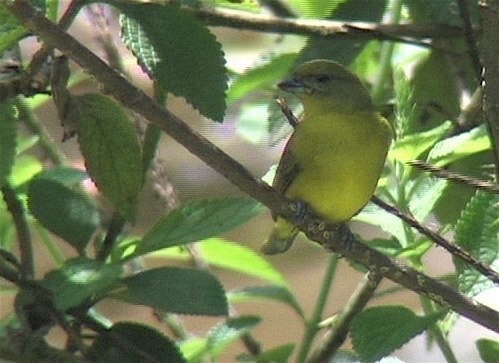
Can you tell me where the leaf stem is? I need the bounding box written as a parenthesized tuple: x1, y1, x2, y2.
(297, 254, 339, 363)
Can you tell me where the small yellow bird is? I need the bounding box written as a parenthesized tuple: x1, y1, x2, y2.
(262, 60, 393, 255)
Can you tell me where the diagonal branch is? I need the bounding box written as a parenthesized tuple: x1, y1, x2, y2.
(4, 0, 498, 333)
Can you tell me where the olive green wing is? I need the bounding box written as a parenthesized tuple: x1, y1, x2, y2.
(271, 135, 301, 220)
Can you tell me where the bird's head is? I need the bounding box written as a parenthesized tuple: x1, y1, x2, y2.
(278, 60, 373, 112)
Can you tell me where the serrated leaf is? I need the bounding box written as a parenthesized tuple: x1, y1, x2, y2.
(351, 306, 444, 362)
(75, 93, 142, 221)
(227, 53, 297, 103)
(207, 316, 260, 357)
(477, 338, 499, 363)
(118, 3, 227, 121)
(0, 100, 17, 187)
(454, 191, 498, 297)
(136, 198, 263, 256)
(228, 285, 303, 318)
(28, 177, 100, 252)
(42, 257, 123, 311)
(122, 267, 228, 316)
(427, 124, 491, 166)
(390, 121, 452, 163)
(154, 238, 287, 286)
(92, 322, 186, 363)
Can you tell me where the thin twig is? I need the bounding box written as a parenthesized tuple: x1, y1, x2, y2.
(1, 184, 34, 279)
(409, 159, 499, 194)
(371, 195, 499, 285)
(5, 0, 498, 333)
(308, 271, 382, 363)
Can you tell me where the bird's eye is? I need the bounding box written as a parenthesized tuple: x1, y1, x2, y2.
(315, 74, 331, 82)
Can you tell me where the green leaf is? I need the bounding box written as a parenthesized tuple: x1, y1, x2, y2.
(122, 267, 228, 316)
(427, 124, 491, 166)
(207, 316, 261, 357)
(136, 198, 263, 256)
(237, 343, 295, 363)
(228, 285, 303, 318)
(0, 5, 28, 56)
(118, 3, 227, 121)
(227, 53, 297, 103)
(288, 0, 346, 18)
(477, 338, 499, 363)
(42, 257, 123, 311)
(92, 322, 186, 363)
(407, 176, 448, 222)
(33, 166, 88, 186)
(9, 154, 42, 188)
(351, 306, 444, 362)
(390, 121, 452, 163)
(454, 191, 498, 297)
(75, 93, 142, 221)
(153, 238, 287, 286)
(0, 100, 17, 187)
(28, 177, 100, 252)
(179, 337, 208, 363)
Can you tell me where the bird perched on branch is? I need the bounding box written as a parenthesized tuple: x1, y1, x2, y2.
(262, 60, 393, 254)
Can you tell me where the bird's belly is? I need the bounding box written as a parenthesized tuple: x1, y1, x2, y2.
(286, 122, 388, 222)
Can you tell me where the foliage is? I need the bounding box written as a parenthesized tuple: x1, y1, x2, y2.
(0, 0, 497, 362)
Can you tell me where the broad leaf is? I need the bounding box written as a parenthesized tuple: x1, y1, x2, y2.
(75, 93, 142, 221)
(153, 238, 287, 286)
(92, 322, 185, 362)
(136, 198, 262, 256)
(28, 177, 100, 252)
(42, 257, 123, 311)
(477, 338, 499, 363)
(122, 267, 228, 316)
(206, 316, 261, 357)
(118, 2, 227, 121)
(351, 306, 444, 362)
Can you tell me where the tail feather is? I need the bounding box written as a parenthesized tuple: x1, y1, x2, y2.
(261, 218, 298, 255)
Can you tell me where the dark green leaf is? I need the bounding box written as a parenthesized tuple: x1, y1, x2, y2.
(136, 198, 263, 255)
(92, 322, 185, 363)
(228, 285, 303, 318)
(28, 177, 100, 252)
(118, 3, 227, 121)
(351, 305, 444, 362)
(42, 257, 123, 311)
(477, 338, 499, 363)
(0, 100, 17, 187)
(207, 316, 261, 357)
(33, 166, 88, 186)
(122, 267, 228, 316)
(75, 93, 142, 221)
(454, 191, 498, 297)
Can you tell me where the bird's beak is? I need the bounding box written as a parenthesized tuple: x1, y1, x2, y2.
(277, 78, 305, 93)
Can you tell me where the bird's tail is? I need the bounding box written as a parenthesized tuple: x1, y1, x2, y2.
(261, 218, 299, 255)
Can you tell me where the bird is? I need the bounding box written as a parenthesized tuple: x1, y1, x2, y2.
(261, 59, 393, 255)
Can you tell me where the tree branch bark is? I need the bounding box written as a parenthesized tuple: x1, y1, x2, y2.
(3, 0, 498, 333)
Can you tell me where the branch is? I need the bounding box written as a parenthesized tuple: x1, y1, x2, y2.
(186, 6, 462, 42)
(478, 0, 499, 178)
(4, 0, 498, 333)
